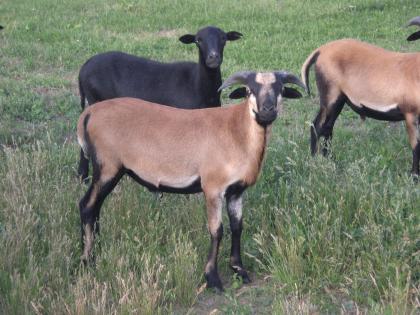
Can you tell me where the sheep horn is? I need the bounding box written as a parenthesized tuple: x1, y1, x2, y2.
(218, 71, 254, 92)
(407, 16, 420, 27)
(275, 71, 306, 90)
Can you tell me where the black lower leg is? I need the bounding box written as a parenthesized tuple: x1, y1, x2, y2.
(320, 99, 345, 156)
(79, 170, 124, 263)
(205, 224, 223, 291)
(226, 193, 250, 283)
(411, 141, 420, 176)
(79, 184, 93, 245)
(229, 217, 250, 283)
(310, 112, 322, 155)
(78, 149, 90, 183)
(321, 127, 333, 156)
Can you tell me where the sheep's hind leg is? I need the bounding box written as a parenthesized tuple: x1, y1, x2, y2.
(226, 193, 250, 284)
(310, 109, 325, 155)
(320, 97, 345, 156)
(78, 149, 90, 184)
(311, 70, 344, 156)
(405, 113, 420, 177)
(311, 99, 344, 156)
(79, 164, 123, 264)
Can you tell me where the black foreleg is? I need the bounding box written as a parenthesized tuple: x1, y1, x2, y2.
(226, 193, 250, 283)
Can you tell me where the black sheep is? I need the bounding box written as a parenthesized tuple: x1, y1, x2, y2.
(77, 26, 242, 181)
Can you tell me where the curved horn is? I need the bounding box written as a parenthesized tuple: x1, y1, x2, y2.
(407, 16, 420, 27)
(218, 71, 254, 92)
(275, 71, 306, 90)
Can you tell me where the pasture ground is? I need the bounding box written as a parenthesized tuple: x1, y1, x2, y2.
(0, 0, 419, 314)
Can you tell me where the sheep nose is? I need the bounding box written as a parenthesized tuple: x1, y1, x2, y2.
(262, 103, 275, 112)
(206, 51, 221, 68)
(209, 51, 218, 59)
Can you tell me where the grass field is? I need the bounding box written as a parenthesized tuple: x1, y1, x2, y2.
(1, 0, 419, 313)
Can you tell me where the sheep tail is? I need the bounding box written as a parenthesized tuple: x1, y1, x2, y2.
(301, 49, 320, 95)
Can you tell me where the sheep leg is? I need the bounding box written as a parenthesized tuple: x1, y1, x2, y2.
(404, 113, 420, 176)
(311, 102, 345, 156)
(414, 142, 420, 176)
(204, 192, 224, 291)
(78, 149, 90, 183)
(79, 164, 123, 263)
(310, 111, 321, 154)
(312, 70, 344, 156)
(226, 193, 250, 283)
(310, 109, 326, 155)
(319, 99, 345, 156)
(311, 70, 329, 154)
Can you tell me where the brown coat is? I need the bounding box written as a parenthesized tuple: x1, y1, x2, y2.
(77, 97, 270, 197)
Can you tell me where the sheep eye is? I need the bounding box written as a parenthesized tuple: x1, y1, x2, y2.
(195, 38, 202, 44)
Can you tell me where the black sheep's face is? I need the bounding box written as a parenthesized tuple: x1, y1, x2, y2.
(179, 26, 242, 69)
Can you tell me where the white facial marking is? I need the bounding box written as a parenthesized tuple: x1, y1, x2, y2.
(248, 94, 258, 117)
(255, 72, 276, 85)
(256, 73, 276, 105)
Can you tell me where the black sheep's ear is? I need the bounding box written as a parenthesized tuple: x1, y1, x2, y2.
(226, 31, 243, 41)
(407, 30, 420, 41)
(283, 87, 302, 99)
(229, 87, 247, 99)
(179, 34, 196, 44)
(0, 26, 3, 30)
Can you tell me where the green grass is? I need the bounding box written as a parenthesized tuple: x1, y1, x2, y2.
(1, 0, 419, 313)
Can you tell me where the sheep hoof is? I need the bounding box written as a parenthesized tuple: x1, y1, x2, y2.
(80, 255, 89, 267)
(205, 272, 224, 292)
(79, 175, 90, 185)
(231, 265, 251, 284)
(239, 272, 251, 284)
(80, 253, 96, 267)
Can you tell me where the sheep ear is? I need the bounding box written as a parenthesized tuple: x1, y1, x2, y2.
(283, 87, 302, 99)
(179, 34, 196, 44)
(0, 26, 3, 30)
(407, 30, 420, 41)
(229, 87, 247, 99)
(226, 31, 243, 41)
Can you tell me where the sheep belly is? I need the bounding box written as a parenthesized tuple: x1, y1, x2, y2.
(346, 99, 404, 121)
(126, 169, 202, 194)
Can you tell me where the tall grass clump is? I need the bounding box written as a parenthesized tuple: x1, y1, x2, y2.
(247, 130, 419, 312)
(0, 141, 205, 314)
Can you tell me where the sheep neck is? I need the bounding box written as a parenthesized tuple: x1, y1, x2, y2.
(241, 102, 273, 185)
(197, 56, 222, 107)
